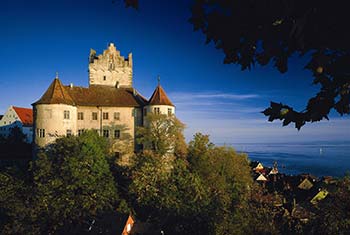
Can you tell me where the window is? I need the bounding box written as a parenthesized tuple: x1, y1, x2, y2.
(168, 108, 172, 116)
(66, 129, 72, 136)
(103, 129, 109, 138)
(38, 128, 45, 138)
(115, 152, 120, 158)
(92, 112, 98, 120)
(103, 75, 106, 81)
(78, 129, 84, 136)
(64, 110, 70, 119)
(78, 112, 84, 120)
(103, 112, 109, 120)
(153, 107, 160, 114)
(114, 130, 120, 139)
(114, 112, 120, 120)
(143, 108, 147, 117)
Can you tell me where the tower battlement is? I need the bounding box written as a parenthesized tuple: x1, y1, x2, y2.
(88, 43, 133, 88)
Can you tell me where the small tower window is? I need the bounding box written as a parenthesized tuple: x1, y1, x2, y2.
(64, 110, 70, 119)
(38, 129, 45, 138)
(103, 75, 106, 81)
(153, 107, 160, 114)
(168, 108, 172, 116)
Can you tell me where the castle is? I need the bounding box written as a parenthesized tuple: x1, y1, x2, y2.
(32, 43, 174, 159)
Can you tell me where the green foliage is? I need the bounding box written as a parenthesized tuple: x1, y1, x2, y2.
(129, 132, 254, 234)
(136, 113, 186, 157)
(130, 151, 207, 213)
(0, 172, 39, 234)
(0, 130, 119, 234)
(311, 176, 350, 234)
(31, 130, 118, 233)
(129, 150, 209, 234)
(187, 133, 253, 234)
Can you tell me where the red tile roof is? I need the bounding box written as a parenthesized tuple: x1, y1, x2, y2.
(33, 78, 75, 105)
(33, 78, 147, 107)
(148, 85, 174, 106)
(13, 106, 33, 126)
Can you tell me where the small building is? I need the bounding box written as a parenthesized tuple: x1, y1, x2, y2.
(256, 173, 268, 182)
(269, 161, 279, 175)
(298, 178, 314, 190)
(253, 162, 264, 172)
(310, 189, 329, 205)
(0, 106, 33, 143)
(122, 215, 134, 235)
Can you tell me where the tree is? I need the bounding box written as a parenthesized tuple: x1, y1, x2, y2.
(129, 150, 209, 234)
(0, 126, 31, 160)
(310, 176, 350, 234)
(188, 0, 350, 129)
(31, 131, 118, 234)
(187, 133, 253, 234)
(136, 113, 187, 157)
(0, 171, 39, 234)
(7, 126, 27, 144)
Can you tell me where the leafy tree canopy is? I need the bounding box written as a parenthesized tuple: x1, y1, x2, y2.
(32, 130, 118, 233)
(1, 130, 119, 234)
(136, 113, 187, 157)
(189, 0, 350, 129)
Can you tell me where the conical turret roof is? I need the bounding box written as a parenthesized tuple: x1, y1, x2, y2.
(33, 78, 75, 105)
(148, 84, 174, 106)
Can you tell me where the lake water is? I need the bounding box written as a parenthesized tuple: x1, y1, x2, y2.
(226, 142, 350, 178)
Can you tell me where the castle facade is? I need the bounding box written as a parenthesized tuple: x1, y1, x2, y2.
(32, 43, 174, 158)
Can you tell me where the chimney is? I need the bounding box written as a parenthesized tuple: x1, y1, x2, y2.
(70, 83, 73, 88)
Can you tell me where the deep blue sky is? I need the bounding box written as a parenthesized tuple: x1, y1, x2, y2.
(1, 0, 349, 143)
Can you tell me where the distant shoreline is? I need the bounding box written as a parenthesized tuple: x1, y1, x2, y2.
(218, 142, 350, 178)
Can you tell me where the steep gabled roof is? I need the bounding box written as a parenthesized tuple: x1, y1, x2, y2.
(12, 106, 33, 126)
(148, 84, 174, 106)
(67, 85, 147, 107)
(33, 78, 148, 107)
(253, 162, 264, 171)
(256, 174, 268, 181)
(33, 78, 75, 105)
(298, 178, 314, 190)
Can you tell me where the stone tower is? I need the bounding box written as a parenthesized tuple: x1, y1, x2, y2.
(145, 82, 175, 117)
(88, 43, 133, 88)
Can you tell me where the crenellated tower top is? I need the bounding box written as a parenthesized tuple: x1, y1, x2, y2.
(88, 43, 133, 88)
